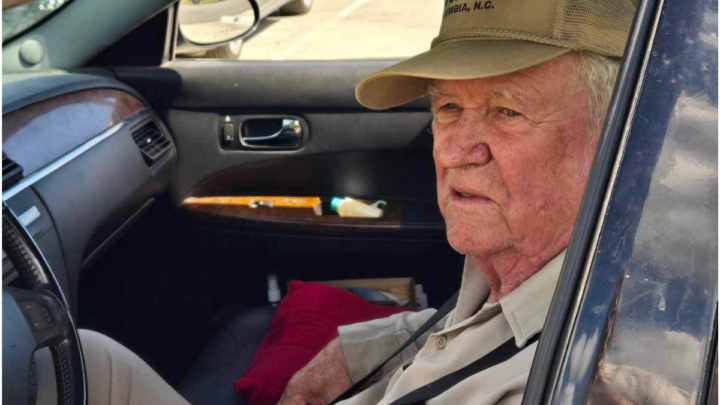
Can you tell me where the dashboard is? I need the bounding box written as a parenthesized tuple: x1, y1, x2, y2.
(2, 72, 177, 315)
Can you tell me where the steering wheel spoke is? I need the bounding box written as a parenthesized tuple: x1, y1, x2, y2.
(8, 287, 69, 349)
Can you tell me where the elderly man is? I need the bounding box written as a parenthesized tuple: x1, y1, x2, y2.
(61, 0, 636, 404)
(274, 0, 635, 404)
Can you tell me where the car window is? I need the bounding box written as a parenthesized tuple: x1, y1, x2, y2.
(176, 0, 442, 60)
(2, 0, 72, 44)
(522, 0, 718, 401)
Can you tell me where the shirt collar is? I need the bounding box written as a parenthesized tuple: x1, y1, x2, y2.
(451, 257, 491, 323)
(451, 250, 566, 347)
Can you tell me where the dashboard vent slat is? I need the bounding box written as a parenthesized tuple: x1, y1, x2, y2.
(2, 154, 23, 188)
(131, 120, 172, 167)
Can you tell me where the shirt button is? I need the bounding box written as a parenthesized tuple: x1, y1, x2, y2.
(436, 335, 447, 350)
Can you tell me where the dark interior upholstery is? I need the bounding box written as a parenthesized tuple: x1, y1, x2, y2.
(179, 306, 276, 405)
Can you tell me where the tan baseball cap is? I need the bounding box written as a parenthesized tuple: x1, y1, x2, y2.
(356, 0, 638, 110)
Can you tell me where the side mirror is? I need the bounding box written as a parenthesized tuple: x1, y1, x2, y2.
(178, 0, 259, 47)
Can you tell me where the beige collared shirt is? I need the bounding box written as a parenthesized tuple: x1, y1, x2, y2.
(338, 251, 566, 405)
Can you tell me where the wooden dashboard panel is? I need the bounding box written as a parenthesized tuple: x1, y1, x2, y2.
(2, 89, 145, 176)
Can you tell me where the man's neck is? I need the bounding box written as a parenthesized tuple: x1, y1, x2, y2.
(473, 230, 572, 303)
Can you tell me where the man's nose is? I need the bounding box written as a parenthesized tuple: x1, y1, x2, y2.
(435, 119, 493, 168)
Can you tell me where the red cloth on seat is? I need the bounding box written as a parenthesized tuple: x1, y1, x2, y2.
(233, 281, 414, 405)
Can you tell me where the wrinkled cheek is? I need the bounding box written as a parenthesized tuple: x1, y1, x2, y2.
(436, 180, 447, 214)
(504, 201, 536, 236)
(534, 200, 550, 215)
(434, 165, 447, 217)
(438, 192, 447, 218)
(505, 196, 557, 247)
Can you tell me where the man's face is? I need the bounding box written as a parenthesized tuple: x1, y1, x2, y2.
(431, 54, 596, 258)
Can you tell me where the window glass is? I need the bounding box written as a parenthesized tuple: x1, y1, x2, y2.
(2, 0, 72, 44)
(176, 0, 442, 60)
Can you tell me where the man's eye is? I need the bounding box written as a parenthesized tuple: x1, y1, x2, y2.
(442, 103, 459, 111)
(501, 108, 520, 117)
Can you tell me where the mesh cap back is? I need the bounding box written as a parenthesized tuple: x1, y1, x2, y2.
(554, 0, 638, 56)
(431, 0, 638, 57)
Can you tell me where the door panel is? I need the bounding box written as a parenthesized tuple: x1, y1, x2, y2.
(112, 60, 429, 109)
(112, 60, 443, 231)
(79, 60, 461, 384)
(109, 60, 459, 292)
(158, 108, 434, 203)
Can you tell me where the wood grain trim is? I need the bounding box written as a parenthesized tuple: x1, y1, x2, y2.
(185, 196, 323, 215)
(2, 89, 146, 176)
(183, 196, 402, 229)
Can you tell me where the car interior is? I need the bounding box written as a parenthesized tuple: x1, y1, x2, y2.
(3, 0, 718, 404)
(2, 0, 464, 403)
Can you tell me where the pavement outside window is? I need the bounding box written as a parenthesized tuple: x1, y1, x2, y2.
(181, 0, 442, 61)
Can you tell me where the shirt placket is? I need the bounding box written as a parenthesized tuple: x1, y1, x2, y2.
(415, 303, 502, 362)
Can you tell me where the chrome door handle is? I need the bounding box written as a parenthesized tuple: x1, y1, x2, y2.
(243, 119, 302, 146)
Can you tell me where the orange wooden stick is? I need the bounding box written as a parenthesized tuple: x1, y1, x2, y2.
(184, 196, 323, 215)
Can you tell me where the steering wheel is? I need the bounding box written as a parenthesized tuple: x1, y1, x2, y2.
(2, 203, 87, 405)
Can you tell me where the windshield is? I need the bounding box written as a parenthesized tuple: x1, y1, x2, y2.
(2, 0, 71, 44)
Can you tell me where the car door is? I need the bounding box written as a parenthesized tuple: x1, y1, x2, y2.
(76, 0, 464, 383)
(522, 0, 718, 401)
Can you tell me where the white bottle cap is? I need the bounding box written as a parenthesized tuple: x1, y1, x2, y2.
(267, 274, 282, 303)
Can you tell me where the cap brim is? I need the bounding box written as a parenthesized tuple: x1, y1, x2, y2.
(356, 40, 571, 110)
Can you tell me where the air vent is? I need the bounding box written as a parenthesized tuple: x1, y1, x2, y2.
(132, 120, 172, 166)
(2, 154, 23, 188)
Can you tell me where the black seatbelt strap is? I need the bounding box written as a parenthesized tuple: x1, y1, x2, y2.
(329, 290, 460, 405)
(387, 333, 541, 405)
